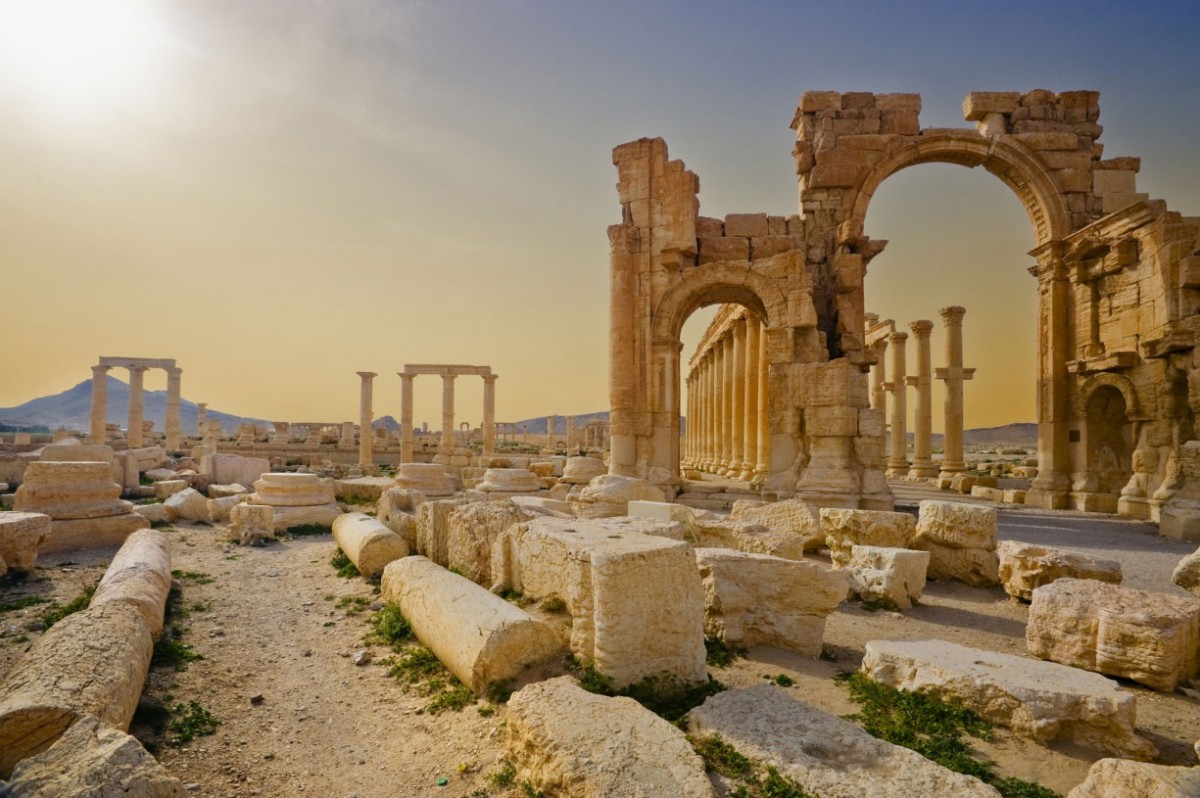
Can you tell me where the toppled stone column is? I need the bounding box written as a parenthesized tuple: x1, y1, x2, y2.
(90, 529, 172, 638)
(997, 541, 1122, 602)
(506, 677, 716, 798)
(380, 556, 562, 693)
(0, 512, 52, 576)
(0, 602, 153, 777)
(913, 500, 999, 586)
(332, 512, 408, 578)
(13, 461, 149, 553)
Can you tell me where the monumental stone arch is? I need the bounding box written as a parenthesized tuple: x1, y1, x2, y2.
(610, 90, 1200, 530)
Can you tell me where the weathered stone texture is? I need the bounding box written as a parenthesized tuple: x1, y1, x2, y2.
(693, 519, 806, 560)
(163, 487, 210, 523)
(90, 529, 172, 639)
(1066, 758, 1200, 798)
(444, 500, 524, 585)
(393, 462, 455, 497)
(0, 511, 51, 576)
(14, 461, 129, 520)
(1172, 545, 1200, 598)
(846, 545, 929, 609)
(731, 499, 823, 551)
(913, 500, 999, 586)
(569, 475, 665, 518)
(821, 508, 915, 568)
(414, 498, 468, 567)
(228, 503, 274, 545)
(332, 512, 408, 579)
(998, 540, 1122, 601)
(558, 456, 607, 485)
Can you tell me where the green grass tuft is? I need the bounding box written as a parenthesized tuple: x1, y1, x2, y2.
(40, 582, 97, 629)
(330, 547, 360, 579)
(167, 700, 219, 746)
(575, 660, 725, 724)
(705, 635, 747, 668)
(366, 603, 412, 648)
(0, 595, 50, 613)
(170, 570, 214, 585)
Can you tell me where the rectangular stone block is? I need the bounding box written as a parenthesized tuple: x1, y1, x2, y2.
(876, 93, 921, 112)
(723, 213, 768, 238)
(806, 406, 858, 437)
(697, 236, 749, 265)
(963, 91, 1021, 121)
(847, 546, 929, 609)
(820, 508, 916, 568)
(998, 541, 1122, 602)
(799, 91, 841, 113)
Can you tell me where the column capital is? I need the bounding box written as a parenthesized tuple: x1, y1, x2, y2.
(888, 331, 909, 345)
(166, 366, 182, 378)
(128, 364, 148, 375)
(197, 402, 207, 410)
(357, 371, 378, 380)
(398, 372, 415, 384)
(939, 306, 966, 325)
(92, 364, 110, 375)
(909, 319, 934, 337)
(482, 374, 499, 384)
(442, 373, 458, 383)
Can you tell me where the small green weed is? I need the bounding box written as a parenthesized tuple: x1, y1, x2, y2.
(499, 588, 532, 607)
(367, 603, 412, 648)
(859, 597, 901, 613)
(283, 524, 332, 537)
(575, 660, 725, 724)
(152, 637, 202, 671)
(488, 763, 516, 787)
(171, 570, 214, 585)
(477, 705, 496, 717)
(330, 547, 360, 579)
(520, 783, 544, 798)
(692, 734, 811, 797)
(485, 678, 514, 704)
(382, 645, 475, 714)
(773, 674, 795, 687)
(0, 595, 50, 613)
(705, 636, 746, 668)
(428, 684, 475, 714)
(40, 582, 97, 629)
(691, 734, 753, 779)
(150, 520, 175, 530)
(167, 701, 219, 746)
(384, 646, 444, 688)
(540, 594, 566, 613)
(336, 595, 371, 615)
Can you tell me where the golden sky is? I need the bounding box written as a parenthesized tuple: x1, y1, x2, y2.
(2, 1, 1198, 433)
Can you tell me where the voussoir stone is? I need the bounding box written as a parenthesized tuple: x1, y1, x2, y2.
(685, 685, 1001, 798)
(861, 639, 1156, 759)
(998, 540, 1122, 602)
(332, 512, 408, 579)
(821, 507, 916, 568)
(506, 676, 716, 798)
(1066, 758, 1200, 798)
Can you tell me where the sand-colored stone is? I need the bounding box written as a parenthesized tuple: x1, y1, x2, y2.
(332, 512, 409, 579)
(510, 495, 574, 518)
(39, 444, 115, 465)
(506, 676, 716, 798)
(998, 540, 1123, 602)
(334, 476, 397, 502)
(569, 474, 665, 518)
(132, 503, 169, 524)
(477, 468, 542, 494)
(1172, 545, 1200, 598)
(153, 480, 188, 500)
(207, 483, 248, 499)
(14, 461, 130, 520)
(692, 518, 805, 560)
(90, 529, 172, 639)
(821, 507, 916, 568)
(39, 513, 150, 555)
(414, 498, 468, 567)
(686, 685, 1001, 798)
(1027, 578, 1200, 691)
(862, 639, 1156, 759)
(249, 472, 336, 506)
(380, 556, 562, 693)
(696, 548, 846, 654)
(0, 602, 153, 778)
(846, 545, 929, 609)
(558, 456, 607, 485)
(206, 493, 248, 523)
(393, 463, 456, 497)
(0, 511, 51, 575)
(444, 500, 524, 585)
(493, 516, 707, 688)
(913, 500, 999, 585)
(163, 487, 210, 523)
(228, 503, 274, 545)
(730, 498, 823, 551)
(1067, 759, 1200, 797)
(5, 713, 185, 797)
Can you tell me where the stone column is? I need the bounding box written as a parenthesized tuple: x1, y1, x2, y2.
(870, 338, 889, 459)
(566, 414, 575, 453)
(90, 365, 110, 444)
(740, 319, 759, 481)
(936, 307, 974, 478)
(127, 366, 146, 447)
(164, 367, 182, 451)
(755, 321, 769, 478)
(357, 371, 376, 467)
(399, 373, 415, 463)
(729, 318, 747, 477)
(705, 351, 717, 470)
(546, 415, 555, 449)
(907, 320, 938, 478)
(715, 335, 728, 472)
(482, 375, 497, 455)
(440, 374, 457, 453)
(885, 331, 909, 478)
(196, 403, 207, 439)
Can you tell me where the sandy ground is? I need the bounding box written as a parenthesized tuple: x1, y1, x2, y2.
(1, 491, 1199, 798)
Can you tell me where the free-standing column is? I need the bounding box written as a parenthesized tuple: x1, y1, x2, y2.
(936, 307, 974, 477)
(755, 321, 769, 478)
(357, 371, 376, 467)
(729, 318, 747, 477)
(90, 365, 110, 444)
(566, 414, 575, 453)
(165, 367, 182, 451)
(705, 351, 717, 470)
(885, 331, 909, 478)
(740, 319, 759, 481)
(716, 334, 730, 472)
(907, 320, 938, 478)
(482, 375, 497, 455)
(127, 366, 146, 447)
(870, 338, 889, 459)
(399, 373, 415, 463)
(546, 416, 555, 449)
(196, 403, 207, 439)
(440, 374, 457, 453)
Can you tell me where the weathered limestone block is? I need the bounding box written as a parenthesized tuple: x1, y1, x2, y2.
(162, 487, 210, 523)
(380, 556, 562, 692)
(730, 498, 822, 552)
(693, 519, 806, 560)
(914, 500, 999, 586)
(5, 714, 185, 797)
(38, 515, 151, 555)
(39, 444, 115, 465)
(998, 541, 1123, 602)
(90, 529, 172, 639)
(199, 453, 269, 488)
(205, 493, 248, 523)
(332, 512, 409, 579)
(1172, 545, 1200, 598)
(153, 480, 188, 500)
(628, 499, 699, 525)
(1066, 758, 1200, 798)
(861, 639, 1155, 759)
(493, 516, 707, 688)
(558, 457, 607, 486)
(414, 498, 468, 566)
(133, 503, 169, 524)
(696, 548, 846, 654)
(569, 474, 665, 518)
(334, 476, 396, 502)
(265, 504, 342, 532)
(228, 503, 273, 545)
(846, 546, 929, 609)
(144, 467, 177, 482)
(686, 685, 1001, 798)
(393, 463, 455, 497)
(207, 483, 248, 498)
(1027, 579, 1200, 691)
(510, 495, 574, 518)
(506, 676, 715, 798)
(921, 545, 1001, 587)
(249, 472, 335, 506)
(0, 602, 153, 777)
(14, 461, 129, 520)
(478, 468, 542, 495)
(0, 511, 51, 576)
(821, 508, 916, 568)
(445, 500, 524, 585)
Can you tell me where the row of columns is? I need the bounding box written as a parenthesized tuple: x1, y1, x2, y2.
(389, 370, 498, 465)
(683, 315, 769, 480)
(874, 306, 974, 481)
(90, 361, 184, 451)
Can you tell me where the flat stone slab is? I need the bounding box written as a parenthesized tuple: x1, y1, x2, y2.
(998, 540, 1122, 602)
(1066, 758, 1200, 797)
(862, 639, 1155, 759)
(731, 499, 823, 551)
(506, 676, 715, 798)
(686, 685, 1000, 798)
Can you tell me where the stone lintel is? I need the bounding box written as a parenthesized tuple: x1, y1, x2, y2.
(98, 357, 177, 370)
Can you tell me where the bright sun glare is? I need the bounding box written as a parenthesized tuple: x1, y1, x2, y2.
(0, 0, 168, 114)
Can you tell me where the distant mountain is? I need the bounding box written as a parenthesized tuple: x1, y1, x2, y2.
(507, 411, 610, 435)
(0, 376, 264, 434)
(904, 423, 1038, 450)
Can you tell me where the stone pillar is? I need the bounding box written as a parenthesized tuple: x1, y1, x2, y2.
(755, 321, 769, 478)
(196, 403, 207, 439)
(90, 365, 110, 444)
(127, 366, 146, 448)
(907, 320, 938, 479)
(936, 307, 974, 478)
(885, 332, 909, 478)
(440, 374, 457, 453)
(482, 374, 497, 455)
(357, 371, 376, 467)
(705, 351, 717, 470)
(740, 319, 759, 481)
(338, 421, 356, 449)
(566, 414, 575, 453)
(399, 373, 415, 463)
(546, 415, 555, 449)
(164, 367, 182, 451)
(717, 334, 731, 472)
(1027, 253, 1072, 509)
(869, 338, 889, 458)
(729, 318, 747, 477)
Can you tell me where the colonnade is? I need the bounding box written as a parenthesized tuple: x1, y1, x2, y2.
(89, 357, 183, 450)
(395, 364, 497, 463)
